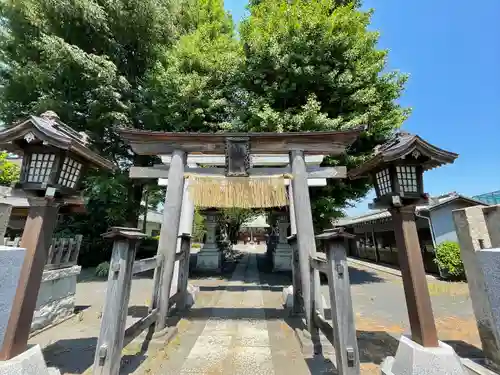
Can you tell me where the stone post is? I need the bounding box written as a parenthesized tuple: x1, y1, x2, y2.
(196, 210, 221, 271)
(273, 213, 292, 271)
(0, 204, 12, 242)
(0, 245, 26, 351)
(453, 205, 500, 371)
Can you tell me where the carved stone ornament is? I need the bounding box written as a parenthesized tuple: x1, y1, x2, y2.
(24, 132, 36, 143)
(225, 137, 250, 177)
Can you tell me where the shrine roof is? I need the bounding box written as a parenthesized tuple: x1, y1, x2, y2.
(118, 127, 365, 156)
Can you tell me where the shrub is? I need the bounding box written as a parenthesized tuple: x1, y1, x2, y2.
(191, 243, 201, 249)
(95, 261, 110, 277)
(434, 241, 465, 279)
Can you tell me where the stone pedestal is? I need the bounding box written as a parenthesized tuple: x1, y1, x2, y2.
(31, 265, 81, 332)
(0, 246, 26, 349)
(0, 345, 60, 375)
(196, 211, 221, 271)
(453, 205, 500, 371)
(0, 204, 12, 242)
(273, 214, 292, 271)
(381, 335, 467, 375)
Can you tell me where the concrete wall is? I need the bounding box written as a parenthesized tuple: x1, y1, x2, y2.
(31, 265, 81, 333)
(430, 201, 476, 244)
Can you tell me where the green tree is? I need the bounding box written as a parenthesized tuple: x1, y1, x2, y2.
(218, 208, 261, 244)
(239, 1, 410, 229)
(144, 0, 242, 133)
(0, 152, 20, 186)
(0, 0, 186, 230)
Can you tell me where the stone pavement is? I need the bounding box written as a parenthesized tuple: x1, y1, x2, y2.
(27, 244, 483, 374)
(141, 247, 315, 375)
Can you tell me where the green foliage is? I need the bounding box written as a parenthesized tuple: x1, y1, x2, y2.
(191, 242, 201, 248)
(144, 0, 242, 133)
(0, 152, 20, 186)
(0, 0, 410, 237)
(434, 241, 465, 278)
(95, 261, 110, 277)
(240, 0, 410, 230)
(192, 208, 206, 242)
(0, 0, 183, 233)
(218, 208, 261, 244)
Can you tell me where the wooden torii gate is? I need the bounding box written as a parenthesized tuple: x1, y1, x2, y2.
(120, 129, 363, 336)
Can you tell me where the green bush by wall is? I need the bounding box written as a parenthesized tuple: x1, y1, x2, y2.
(434, 241, 465, 279)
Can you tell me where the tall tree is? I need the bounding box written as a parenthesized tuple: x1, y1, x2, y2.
(239, 1, 410, 229)
(144, 0, 242, 133)
(0, 0, 180, 226)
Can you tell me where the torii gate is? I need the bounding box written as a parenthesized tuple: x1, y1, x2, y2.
(150, 153, 331, 272)
(119, 129, 363, 334)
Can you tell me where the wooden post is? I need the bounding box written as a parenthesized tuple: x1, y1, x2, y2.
(390, 205, 438, 347)
(289, 150, 317, 333)
(0, 198, 60, 360)
(156, 149, 186, 331)
(319, 231, 360, 375)
(92, 227, 146, 375)
(176, 233, 192, 310)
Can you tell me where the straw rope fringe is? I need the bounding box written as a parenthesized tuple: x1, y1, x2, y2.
(186, 174, 289, 208)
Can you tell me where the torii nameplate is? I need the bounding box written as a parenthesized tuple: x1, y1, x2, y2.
(225, 137, 250, 177)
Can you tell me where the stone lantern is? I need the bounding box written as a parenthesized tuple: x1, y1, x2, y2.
(0, 110, 113, 198)
(349, 131, 467, 375)
(0, 111, 114, 360)
(350, 131, 456, 209)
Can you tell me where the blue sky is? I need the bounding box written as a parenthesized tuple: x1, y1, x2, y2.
(224, 0, 500, 216)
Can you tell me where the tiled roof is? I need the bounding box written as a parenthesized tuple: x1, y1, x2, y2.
(334, 192, 487, 227)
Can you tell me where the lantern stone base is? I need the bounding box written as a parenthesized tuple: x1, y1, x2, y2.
(381, 335, 468, 375)
(0, 345, 60, 375)
(196, 245, 221, 272)
(273, 244, 292, 271)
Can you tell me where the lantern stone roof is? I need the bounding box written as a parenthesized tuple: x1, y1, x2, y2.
(118, 127, 365, 156)
(348, 131, 458, 179)
(0, 111, 114, 171)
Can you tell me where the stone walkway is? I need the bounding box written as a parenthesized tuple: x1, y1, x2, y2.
(143, 249, 314, 375)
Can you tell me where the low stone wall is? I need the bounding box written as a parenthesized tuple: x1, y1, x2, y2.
(31, 265, 81, 333)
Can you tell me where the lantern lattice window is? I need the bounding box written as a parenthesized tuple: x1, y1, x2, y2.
(375, 168, 392, 195)
(27, 153, 55, 183)
(58, 157, 82, 188)
(396, 165, 418, 193)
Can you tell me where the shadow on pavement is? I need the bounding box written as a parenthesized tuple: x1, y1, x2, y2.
(41, 327, 157, 374)
(347, 266, 385, 285)
(42, 337, 97, 374)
